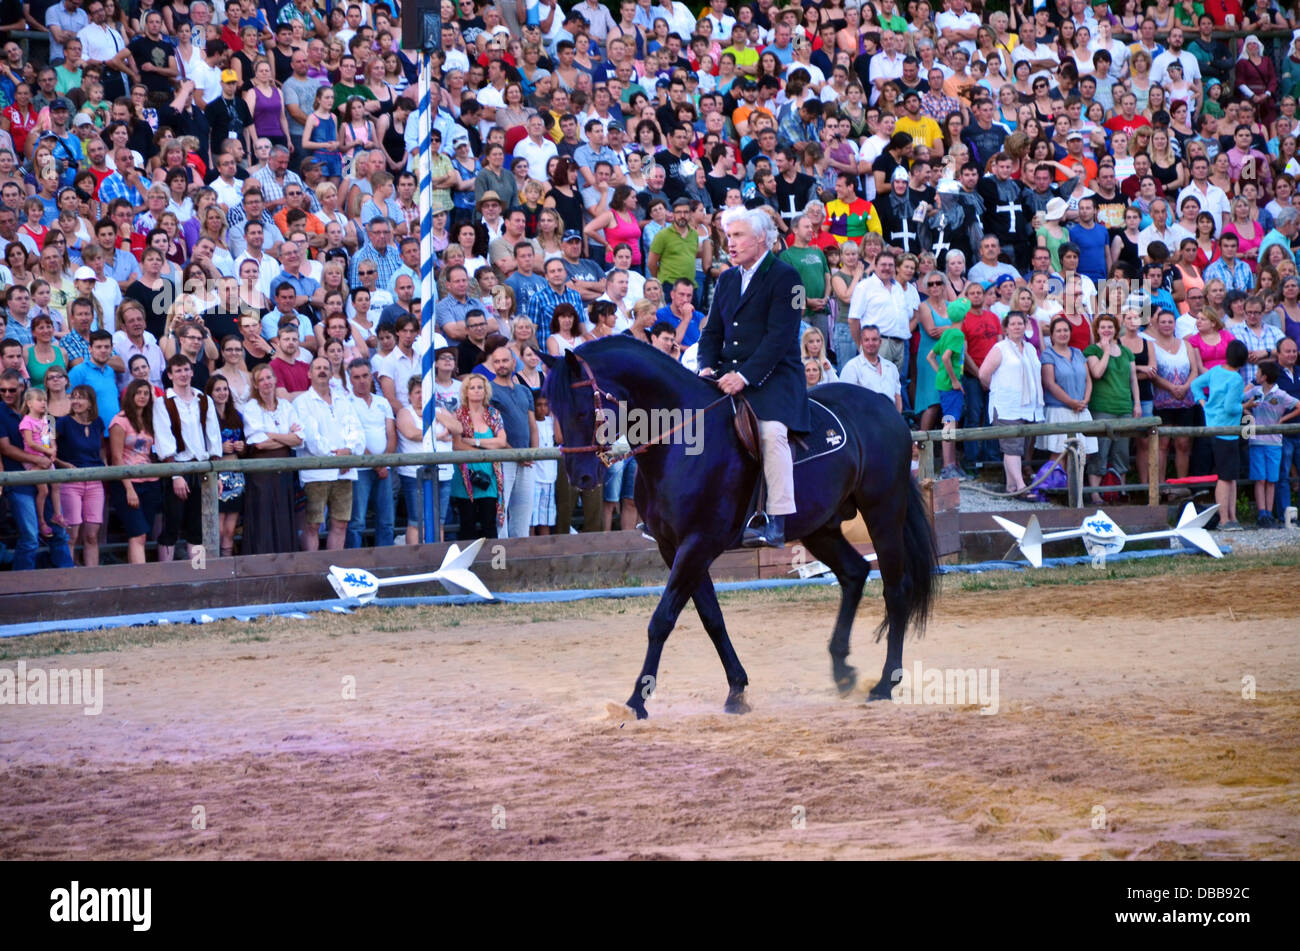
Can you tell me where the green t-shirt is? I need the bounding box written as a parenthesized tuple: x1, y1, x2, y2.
(649, 226, 700, 285)
(780, 245, 828, 315)
(933, 326, 966, 391)
(333, 82, 375, 118)
(1084, 343, 1134, 416)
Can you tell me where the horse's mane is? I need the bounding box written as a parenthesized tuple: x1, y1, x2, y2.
(572, 335, 719, 400)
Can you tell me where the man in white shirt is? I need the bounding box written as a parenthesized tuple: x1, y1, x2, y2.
(378, 314, 421, 413)
(233, 220, 282, 296)
(1150, 26, 1201, 90)
(111, 300, 164, 389)
(1012, 29, 1060, 84)
(345, 358, 397, 549)
(1136, 198, 1190, 258)
(847, 250, 910, 402)
(840, 326, 902, 412)
(514, 114, 559, 185)
(702, 0, 735, 44)
(152, 353, 223, 564)
(935, 0, 980, 57)
(1177, 154, 1231, 234)
(868, 29, 906, 105)
(296, 355, 365, 552)
(210, 148, 246, 212)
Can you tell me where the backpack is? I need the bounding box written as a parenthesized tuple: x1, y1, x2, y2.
(1100, 468, 1123, 505)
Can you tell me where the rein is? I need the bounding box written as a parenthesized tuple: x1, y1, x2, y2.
(561, 351, 731, 467)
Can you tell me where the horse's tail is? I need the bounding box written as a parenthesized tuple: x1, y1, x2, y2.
(876, 475, 939, 641)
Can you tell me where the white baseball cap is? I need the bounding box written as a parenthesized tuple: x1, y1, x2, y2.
(74, 266, 95, 281)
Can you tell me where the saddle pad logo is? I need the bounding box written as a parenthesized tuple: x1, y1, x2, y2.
(825, 429, 842, 447)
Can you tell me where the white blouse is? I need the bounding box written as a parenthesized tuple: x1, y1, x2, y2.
(243, 398, 300, 445)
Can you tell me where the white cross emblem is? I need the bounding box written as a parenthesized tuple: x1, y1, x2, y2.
(996, 200, 1022, 233)
(890, 220, 916, 252)
(931, 216, 951, 257)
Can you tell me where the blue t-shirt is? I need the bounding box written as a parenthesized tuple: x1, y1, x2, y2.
(1189, 365, 1246, 440)
(490, 379, 535, 451)
(68, 360, 120, 429)
(1068, 221, 1109, 282)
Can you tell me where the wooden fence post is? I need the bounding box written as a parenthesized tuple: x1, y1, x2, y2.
(201, 470, 220, 558)
(1147, 427, 1160, 507)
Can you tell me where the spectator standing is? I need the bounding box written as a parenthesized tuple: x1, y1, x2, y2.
(152, 353, 222, 563)
(847, 250, 910, 410)
(450, 373, 506, 540)
(295, 355, 365, 551)
(107, 379, 162, 565)
(242, 363, 303, 554)
(393, 375, 429, 545)
(205, 374, 247, 557)
(1084, 314, 1142, 494)
(1190, 340, 1249, 530)
(67, 329, 119, 428)
(270, 324, 311, 400)
(55, 384, 107, 566)
(979, 312, 1046, 498)
(1273, 338, 1300, 520)
(345, 357, 396, 549)
(1243, 362, 1300, 527)
(487, 339, 538, 538)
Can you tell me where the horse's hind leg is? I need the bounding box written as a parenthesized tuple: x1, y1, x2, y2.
(858, 496, 910, 701)
(801, 524, 870, 696)
(691, 573, 750, 714)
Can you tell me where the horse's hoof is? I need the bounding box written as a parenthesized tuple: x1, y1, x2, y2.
(606, 700, 647, 721)
(834, 666, 858, 696)
(724, 692, 751, 715)
(865, 684, 893, 703)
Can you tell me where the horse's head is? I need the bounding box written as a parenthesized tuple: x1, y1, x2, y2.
(541, 348, 604, 492)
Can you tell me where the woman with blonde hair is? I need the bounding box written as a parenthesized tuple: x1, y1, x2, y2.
(801, 327, 838, 383)
(1221, 196, 1264, 267)
(804, 359, 826, 388)
(450, 373, 507, 540)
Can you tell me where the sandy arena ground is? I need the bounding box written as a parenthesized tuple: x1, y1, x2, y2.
(1, 562, 1297, 860)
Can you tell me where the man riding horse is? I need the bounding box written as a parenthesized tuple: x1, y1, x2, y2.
(698, 206, 811, 549)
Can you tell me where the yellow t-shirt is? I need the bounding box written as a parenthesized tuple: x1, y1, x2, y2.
(895, 114, 943, 151)
(722, 45, 759, 71)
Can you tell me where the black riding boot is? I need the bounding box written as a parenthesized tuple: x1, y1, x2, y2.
(742, 513, 785, 549)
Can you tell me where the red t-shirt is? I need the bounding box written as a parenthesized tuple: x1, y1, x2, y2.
(1104, 115, 1150, 136)
(2, 105, 37, 155)
(271, 357, 310, 395)
(962, 309, 1001, 367)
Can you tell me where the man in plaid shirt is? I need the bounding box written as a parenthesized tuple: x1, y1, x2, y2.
(526, 258, 585, 345)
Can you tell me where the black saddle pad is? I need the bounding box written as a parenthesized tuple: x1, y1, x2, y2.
(793, 399, 849, 467)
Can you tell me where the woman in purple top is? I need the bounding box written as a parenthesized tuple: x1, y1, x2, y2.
(244, 59, 290, 149)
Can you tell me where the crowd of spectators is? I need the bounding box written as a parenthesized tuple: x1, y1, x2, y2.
(2, 0, 1300, 570)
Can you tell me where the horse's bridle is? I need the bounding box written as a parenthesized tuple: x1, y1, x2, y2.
(560, 351, 731, 468)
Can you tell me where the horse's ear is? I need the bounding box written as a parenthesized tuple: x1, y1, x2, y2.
(538, 350, 558, 369)
(563, 349, 584, 374)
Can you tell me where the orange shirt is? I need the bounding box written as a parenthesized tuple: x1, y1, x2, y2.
(274, 208, 325, 243)
(1057, 155, 1097, 184)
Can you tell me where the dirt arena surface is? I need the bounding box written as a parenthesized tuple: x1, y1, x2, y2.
(1, 559, 1297, 860)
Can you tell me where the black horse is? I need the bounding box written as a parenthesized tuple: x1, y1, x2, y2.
(542, 336, 937, 718)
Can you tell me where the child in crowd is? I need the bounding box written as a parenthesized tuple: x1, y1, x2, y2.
(19, 197, 48, 250)
(928, 298, 968, 480)
(1189, 340, 1249, 531)
(19, 386, 62, 536)
(1242, 362, 1300, 528)
(531, 393, 557, 536)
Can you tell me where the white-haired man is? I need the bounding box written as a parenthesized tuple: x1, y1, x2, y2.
(697, 207, 810, 548)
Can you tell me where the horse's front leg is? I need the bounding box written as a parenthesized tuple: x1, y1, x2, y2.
(622, 542, 720, 719)
(691, 572, 750, 714)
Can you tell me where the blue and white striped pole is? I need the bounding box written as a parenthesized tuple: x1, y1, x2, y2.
(418, 51, 440, 543)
